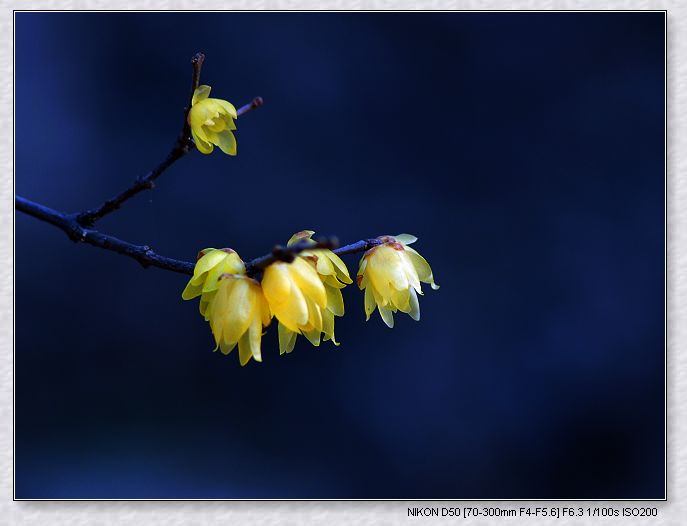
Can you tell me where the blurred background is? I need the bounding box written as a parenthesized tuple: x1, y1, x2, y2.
(15, 12, 664, 499)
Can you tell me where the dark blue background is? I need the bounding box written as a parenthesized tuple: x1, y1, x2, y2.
(15, 12, 665, 499)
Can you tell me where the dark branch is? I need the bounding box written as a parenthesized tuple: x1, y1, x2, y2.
(179, 52, 206, 149)
(17, 194, 383, 278)
(237, 96, 264, 117)
(245, 237, 338, 277)
(244, 237, 383, 278)
(15, 52, 381, 279)
(76, 53, 205, 227)
(333, 238, 382, 257)
(189, 53, 206, 108)
(17, 196, 195, 275)
(76, 52, 262, 227)
(75, 148, 186, 227)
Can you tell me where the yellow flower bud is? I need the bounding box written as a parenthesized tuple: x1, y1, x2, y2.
(273, 231, 352, 354)
(287, 230, 352, 289)
(182, 248, 271, 365)
(262, 256, 329, 353)
(181, 248, 245, 317)
(357, 234, 439, 328)
(187, 85, 238, 155)
(204, 274, 272, 365)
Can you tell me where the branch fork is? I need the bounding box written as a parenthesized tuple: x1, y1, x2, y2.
(16, 52, 384, 277)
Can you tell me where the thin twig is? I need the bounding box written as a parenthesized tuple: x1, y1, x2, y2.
(17, 193, 382, 277)
(245, 237, 338, 277)
(237, 96, 264, 117)
(176, 51, 206, 153)
(333, 238, 382, 257)
(76, 53, 262, 227)
(17, 196, 195, 275)
(76, 53, 206, 227)
(75, 148, 186, 227)
(15, 52, 382, 279)
(244, 237, 382, 277)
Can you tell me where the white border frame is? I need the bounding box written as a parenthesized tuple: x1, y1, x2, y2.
(3, 2, 682, 524)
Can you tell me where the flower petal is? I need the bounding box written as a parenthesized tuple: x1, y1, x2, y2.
(324, 274, 346, 290)
(325, 252, 353, 284)
(221, 279, 254, 343)
(366, 245, 410, 295)
(194, 250, 225, 277)
(287, 230, 316, 246)
(262, 263, 292, 300)
(248, 317, 262, 363)
(219, 340, 237, 356)
(303, 328, 322, 347)
(211, 98, 238, 119)
(364, 285, 376, 320)
(394, 233, 418, 245)
(215, 130, 237, 156)
(259, 292, 272, 327)
(379, 306, 395, 328)
(192, 85, 211, 106)
(199, 294, 213, 319)
(222, 114, 237, 131)
(188, 106, 206, 129)
(238, 331, 253, 366)
(278, 322, 298, 355)
(181, 280, 203, 300)
(408, 287, 421, 321)
(405, 248, 440, 289)
(322, 309, 340, 345)
(206, 118, 226, 133)
(290, 258, 327, 308)
(263, 263, 309, 331)
(370, 283, 389, 309)
(315, 254, 335, 276)
(399, 251, 423, 294)
(304, 295, 323, 333)
(325, 284, 344, 316)
(357, 257, 368, 285)
(392, 288, 411, 312)
(191, 128, 213, 154)
(202, 264, 227, 294)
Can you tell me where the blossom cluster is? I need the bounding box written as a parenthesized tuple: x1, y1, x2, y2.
(182, 231, 439, 365)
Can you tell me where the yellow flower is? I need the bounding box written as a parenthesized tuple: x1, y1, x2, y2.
(287, 230, 352, 289)
(181, 248, 245, 316)
(187, 85, 238, 155)
(275, 231, 353, 354)
(262, 255, 329, 353)
(204, 274, 272, 365)
(357, 234, 439, 328)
